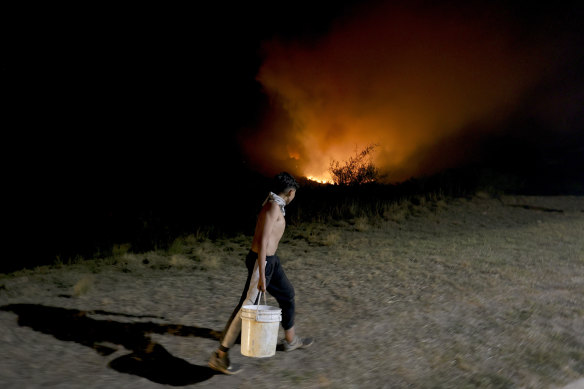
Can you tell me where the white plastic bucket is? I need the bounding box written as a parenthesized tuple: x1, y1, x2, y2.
(240, 302, 281, 358)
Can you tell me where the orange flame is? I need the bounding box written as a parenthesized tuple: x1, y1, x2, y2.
(306, 175, 333, 185)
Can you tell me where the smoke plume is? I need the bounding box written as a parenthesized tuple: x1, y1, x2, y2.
(243, 1, 564, 182)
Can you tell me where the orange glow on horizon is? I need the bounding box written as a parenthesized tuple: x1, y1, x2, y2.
(306, 175, 333, 184)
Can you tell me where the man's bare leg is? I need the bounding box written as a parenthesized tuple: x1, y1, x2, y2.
(282, 325, 313, 351)
(285, 326, 295, 343)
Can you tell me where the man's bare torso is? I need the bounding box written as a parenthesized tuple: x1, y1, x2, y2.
(251, 200, 286, 255)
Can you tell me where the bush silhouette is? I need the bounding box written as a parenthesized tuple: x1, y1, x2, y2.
(329, 144, 380, 185)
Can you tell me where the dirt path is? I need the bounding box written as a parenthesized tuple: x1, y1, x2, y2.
(1, 196, 583, 388)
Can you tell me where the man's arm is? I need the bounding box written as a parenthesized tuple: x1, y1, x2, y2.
(256, 201, 279, 292)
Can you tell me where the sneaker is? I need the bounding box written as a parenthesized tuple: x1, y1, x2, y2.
(208, 351, 243, 375)
(282, 336, 314, 352)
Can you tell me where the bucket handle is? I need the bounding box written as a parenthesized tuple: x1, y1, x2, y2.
(256, 291, 267, 321)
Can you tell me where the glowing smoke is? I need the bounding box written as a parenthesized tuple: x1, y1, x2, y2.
(242, 2, 562, 182)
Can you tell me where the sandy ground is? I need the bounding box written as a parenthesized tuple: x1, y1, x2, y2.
(1, 195, 583, 388)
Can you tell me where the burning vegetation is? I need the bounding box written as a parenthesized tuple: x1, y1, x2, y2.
(328, 144, 379, 186)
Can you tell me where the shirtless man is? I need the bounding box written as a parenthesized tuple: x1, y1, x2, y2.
(208, 172, 313, 374)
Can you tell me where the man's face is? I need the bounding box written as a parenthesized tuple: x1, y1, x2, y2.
(286, 189, 296, 204)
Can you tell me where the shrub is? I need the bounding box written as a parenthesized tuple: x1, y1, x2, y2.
(329, 144, 380, 185)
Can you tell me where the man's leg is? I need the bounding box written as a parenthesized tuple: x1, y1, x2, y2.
(266, 255, 313, 351)
(285, 327, 296, 343)
(265, 256, 296, 342)
(219, 252, 263, 351)
(210, 252, 263, 374)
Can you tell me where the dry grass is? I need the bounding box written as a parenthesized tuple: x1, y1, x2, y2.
(72, 275, 94, 297)
(319, 231, 341, 246)
(112, 243, 132, 257)
(352, 216, 370, 231)
(168, 254, 192, 268)
(1, 195, 583, 388)
(382, 200, 411, 223)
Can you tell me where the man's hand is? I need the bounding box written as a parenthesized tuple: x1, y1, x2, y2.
(257, 276, 267, 292)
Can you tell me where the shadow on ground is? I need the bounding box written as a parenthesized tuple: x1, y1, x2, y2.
(1, 303, 222, 386)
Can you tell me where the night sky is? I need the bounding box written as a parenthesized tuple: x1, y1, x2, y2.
(4, 1, 583, 270)
(7, 3, 358, 201)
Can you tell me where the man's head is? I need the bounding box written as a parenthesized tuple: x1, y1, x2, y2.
(273, 172, 299, 204)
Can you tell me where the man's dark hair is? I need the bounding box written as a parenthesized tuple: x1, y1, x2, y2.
(273, 172, 300, 194)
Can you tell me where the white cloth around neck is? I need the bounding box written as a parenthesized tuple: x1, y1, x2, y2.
(262, 192, 286, 216)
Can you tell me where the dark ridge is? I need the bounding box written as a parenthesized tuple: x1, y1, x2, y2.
(5, 165, 582, 274)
